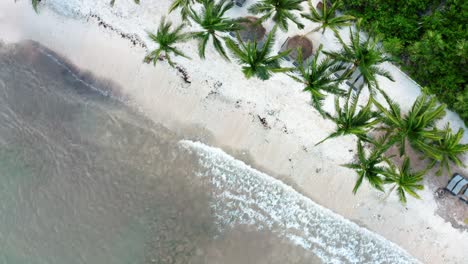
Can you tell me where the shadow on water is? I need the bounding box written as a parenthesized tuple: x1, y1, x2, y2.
(0, 41, 322, 264)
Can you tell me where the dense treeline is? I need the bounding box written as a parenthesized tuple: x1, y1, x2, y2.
(342, 0, 468, 125)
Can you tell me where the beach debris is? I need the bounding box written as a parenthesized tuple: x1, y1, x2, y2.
(235, 100, 242, 108)
(257, 115, 271, 129)
(89, 14, 146, 48)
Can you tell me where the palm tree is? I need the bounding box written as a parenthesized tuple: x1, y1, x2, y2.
(316, 91, 380, 145)
(169, 0, 200, 22)
(324, 19, 394, 95)
(289, 44, 346, 116)
(110, 0, 140, 6)
(144, 17, 192, 67)
(301, 0, 355, 34)
(31, 0, 40, 12)
(431, 124, 468, 175)
(343, 139, 390, 194)
(225, 27, 292, 80)
(189, 0, 240, 60)
(248, 0, 306, 31)
(373, 92, 446, 159)
(382, 156, 425, 204)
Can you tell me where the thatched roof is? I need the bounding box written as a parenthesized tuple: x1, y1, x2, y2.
(286, 35, 313, 61)
(237, 17, 266, 42)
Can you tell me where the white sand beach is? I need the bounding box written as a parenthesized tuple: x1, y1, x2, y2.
(1, 1, 467, 263)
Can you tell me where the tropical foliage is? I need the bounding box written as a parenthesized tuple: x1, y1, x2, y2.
(342, 0, 468, 126)
(431, 125, 468, 176)
(316, 92, 380, 145)
(289, 44, 345, 116)
(324, 20, 394, 95)
(225, 27, 291, 80)
(382, 156, 425, 204)
(110, 0, 140, 6)
(301, 0, 355, 34)
(373, 93, 446, 159)
(248, 0, 306, 31)
(144, 17, 192, 67)
(169, 0, 200, 21)
(189, 0, 240, 60)
(343, 139, 389, 194)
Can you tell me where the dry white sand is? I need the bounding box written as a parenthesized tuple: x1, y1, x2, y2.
(1, 1, 467, 263)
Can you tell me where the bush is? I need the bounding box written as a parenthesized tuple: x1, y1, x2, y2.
(343, 0, 468, 126)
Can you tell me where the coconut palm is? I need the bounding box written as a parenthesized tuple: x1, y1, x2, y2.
(169, 0, 201, 22)
(110, 0, 140, 6)
(301, 0, 355, 34)
(144, 17, 192, 67)
(373, 92, 446, 159)
(431, 124, 468, 175)
(316, 91, 380, 145)
(382, 156, 425, 204)
(343, 138, 390, 194)
(189, 0, 240, 60)
(289, 44, 346, 116)
(248, 0, 306, 31)
(225, 26, 291, 80)
(324, 19, 394, 95)
(31, 0, 39, 12)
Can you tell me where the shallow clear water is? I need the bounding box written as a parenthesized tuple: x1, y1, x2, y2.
(0, 42, 325, 264)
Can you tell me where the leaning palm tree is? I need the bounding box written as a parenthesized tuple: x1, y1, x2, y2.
(110, 0, 140, 6)
(343, 139, 390, 194)
(382, 156, 425, 204)
(144, 17, 192, 67)
(289, 44, 346, 116)
(324, 19, 394, 95)
(169, 0, 201, 22)
(225, 26, 292, 80)
(301, 0, 355, 34)
(373, 92, 446, 160)
(316, 91, 380, 145)
(430, 124, 468, 175)
(248, 0, 306, 31)
(189, 0, 240, 60)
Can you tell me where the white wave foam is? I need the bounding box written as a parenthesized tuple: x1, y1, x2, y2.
(179, 140, 421, 264)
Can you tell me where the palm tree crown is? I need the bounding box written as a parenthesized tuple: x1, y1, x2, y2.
(431, 124, 468, 175)
(144, 17, 192, 67)
(289, 44, 346, 116)
(343, 139, 390, 194)
(225, 26, 292, 80)
(324, 20, 394, 95)
(169, 0, 200, 22)
(301, 0, 355, 34)
(248, 0, 306, 31)
(383, 156, 425, 204)
(189, 0, 240, 60)
(316, 91, 380, 145)
(373, 93, 446, 159)
(110, 0, 140, 6)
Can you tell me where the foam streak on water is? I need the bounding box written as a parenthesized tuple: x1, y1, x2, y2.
(179, 140, 420, 264)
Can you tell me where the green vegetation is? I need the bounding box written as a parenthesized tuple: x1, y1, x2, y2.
(110, 0, 140, 6)
(342, 0, 468, 125)
(289, 44, 345, 116)
(248, 0, 305, 31)
(324, 19, 394, 95)
(225, 26, 291, 80)
(27, 0, 468, 204)
(189, 0, 240, 60)
(144, 17, 192, 67)
(301, 0, 355, 34)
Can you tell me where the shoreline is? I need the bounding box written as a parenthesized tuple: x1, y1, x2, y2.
(1, 1, 467, 263)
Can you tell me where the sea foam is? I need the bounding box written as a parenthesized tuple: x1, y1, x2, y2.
(179, 140, 420, 264)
